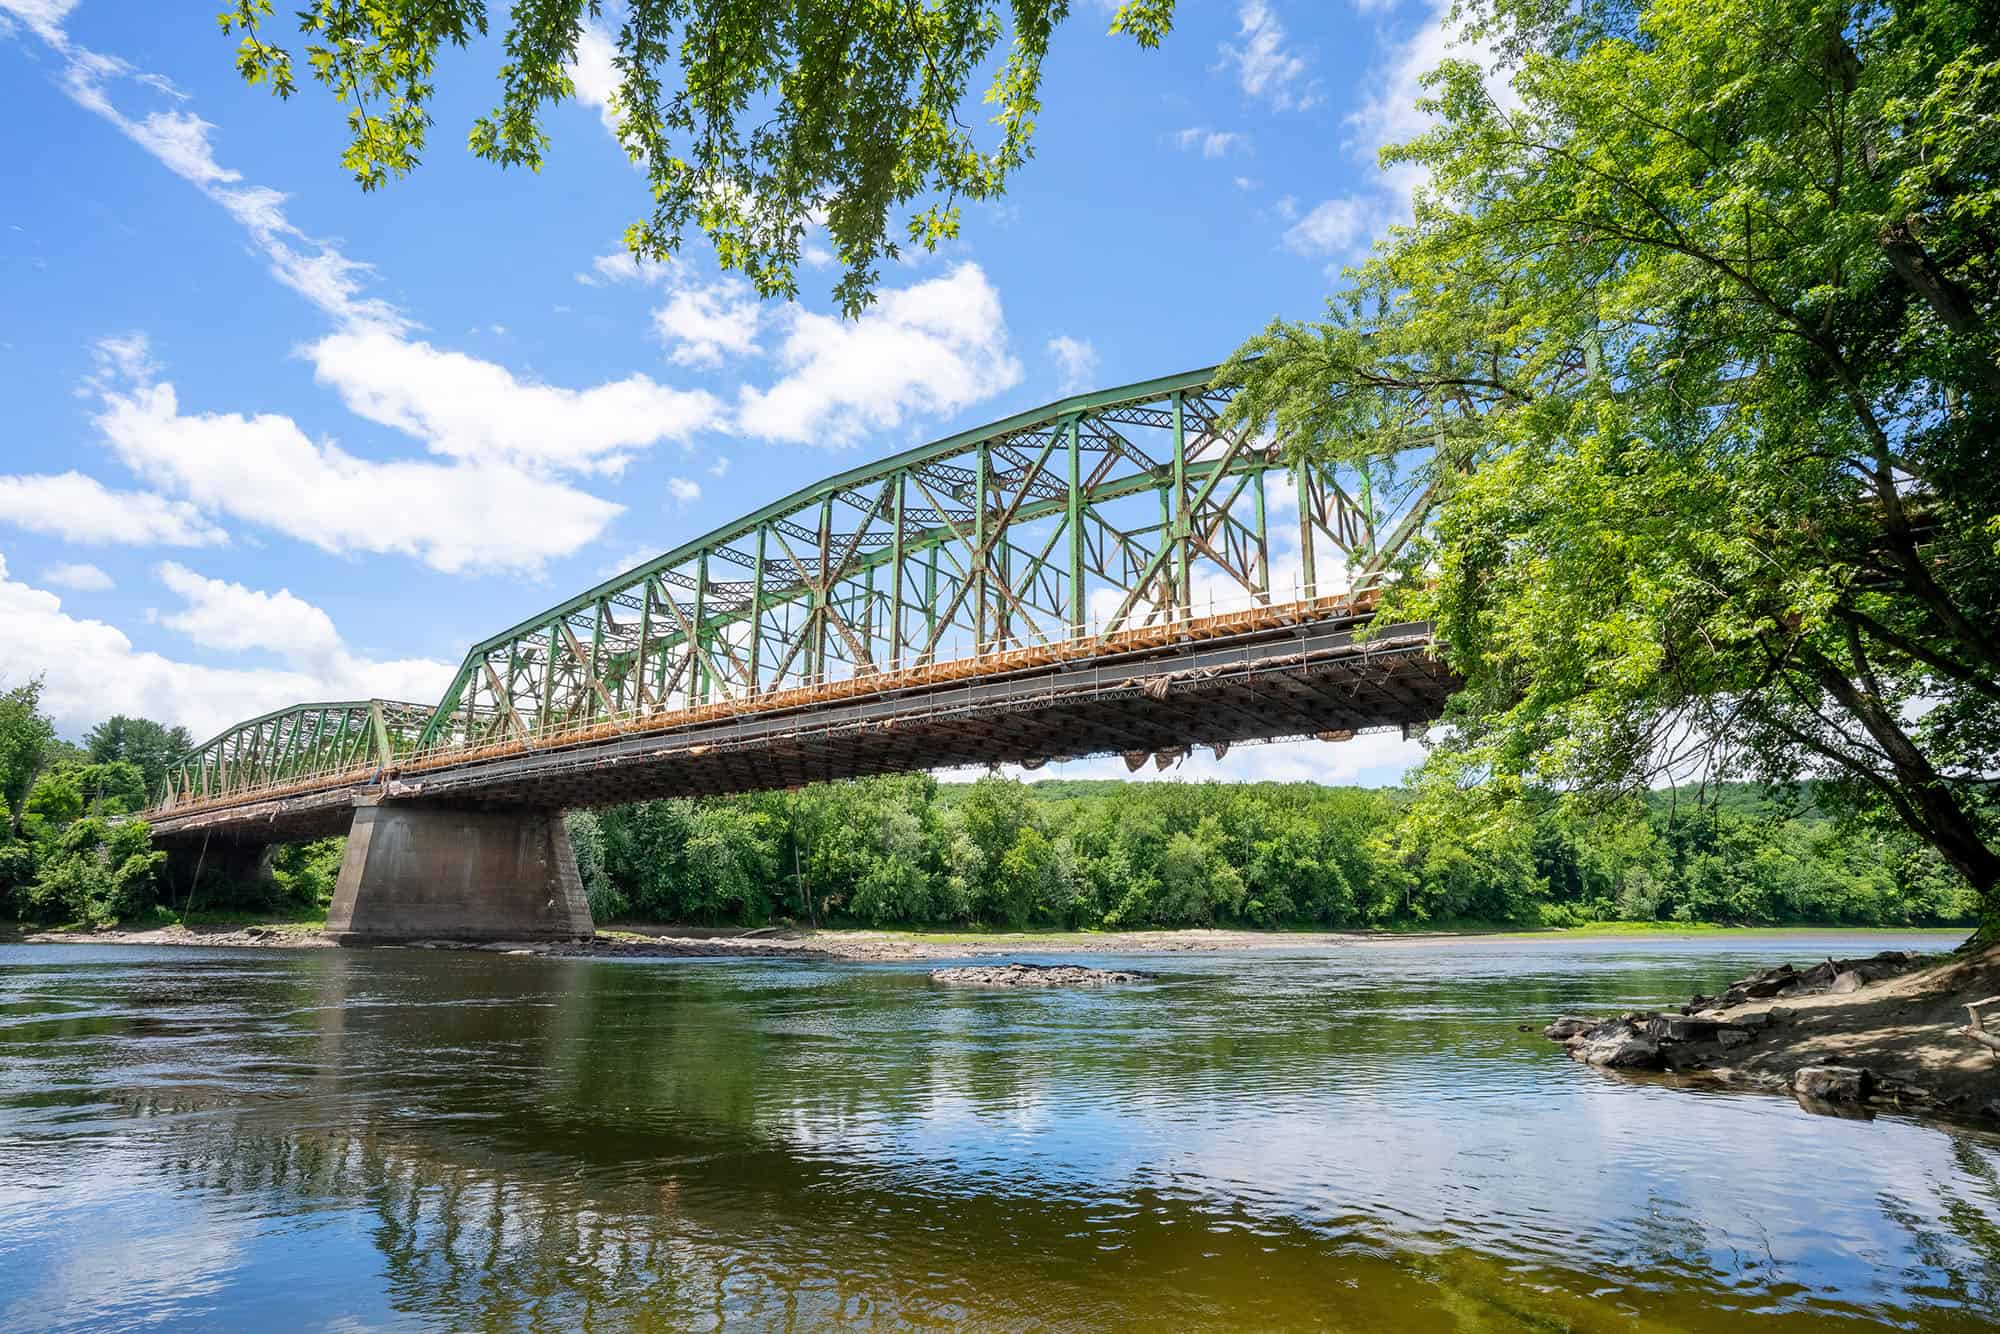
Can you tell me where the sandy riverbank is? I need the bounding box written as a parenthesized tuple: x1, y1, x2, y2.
(8, 922, 1386, 959)
(11, 921, 1965, 960)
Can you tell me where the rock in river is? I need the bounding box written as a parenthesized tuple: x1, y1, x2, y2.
(1791, 1065, 1875, 1104)
(930, 962, 1151, 987)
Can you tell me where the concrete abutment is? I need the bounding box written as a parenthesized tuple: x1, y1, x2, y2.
(325, 798, 594, 944)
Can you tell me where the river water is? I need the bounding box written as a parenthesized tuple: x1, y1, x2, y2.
(1, 932, 1996, 1331)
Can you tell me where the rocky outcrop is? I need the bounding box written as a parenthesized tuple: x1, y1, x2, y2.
(1682, 951, 1923, 1013)
(1542, 1010, 1762, 1071)
(1791, 1065, 1875, 1104)
(1542, 948, 1979, 1120)
(930, 962, 1152, 986)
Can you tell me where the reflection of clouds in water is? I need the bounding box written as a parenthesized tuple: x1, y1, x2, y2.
(733, 939, 2000, 1299)
(3, 935, 1997, 1328)
(0, 1139, 250, 1330)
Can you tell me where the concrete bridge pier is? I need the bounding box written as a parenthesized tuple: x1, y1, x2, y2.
(325, 797, 594, 945)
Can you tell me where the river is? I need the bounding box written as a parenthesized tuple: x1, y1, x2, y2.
(1, 931, 1994, 1331)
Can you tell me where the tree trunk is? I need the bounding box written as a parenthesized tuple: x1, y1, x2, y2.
(1806, 652, 2000, 933)
(1962, 883, 2000, 955)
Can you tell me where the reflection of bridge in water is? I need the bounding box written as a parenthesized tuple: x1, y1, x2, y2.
(12, 951, 1967, 1330)
(139, 366, 1454, 940)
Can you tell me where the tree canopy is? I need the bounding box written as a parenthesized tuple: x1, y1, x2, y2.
(1224, 0, 1999, 920)
(566, 773, 1975, 930)
(0, 680, 56, 839)
(85, 715, 194, 804)
(218, 0, 1175, 313)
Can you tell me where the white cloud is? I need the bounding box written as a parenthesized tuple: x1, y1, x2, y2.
(124, 107, 237, 186)
(969, 730, 1425, 786)
(1233, 175, 1261, 191)
(14, 14, 713, 541)
(651, 277, 763, 368)
(597, 546, 664, 579)
(304, 330, 725, 474)
(89, 331, 156, 384)
(583, 246, 765, 370)
(1344, 0, 1523, 216)
(579, 249, 670, 286)
(0, 472, 227, 547)
(1047, 335, 1100, 394)
(55, 59, 412, 334)
(707, 456, 731, 478)
(41, 562, 113, 591)
(1219, 2, 1319, 111)
(94, 379, 621, 574)
(0, 0, 80, 45)
(666, 476, 701, 506)
(566, 22, 623, 137)
(154, 562, 344, 669)
(1172, 127, 1248, 159)
(736, 263, 1020, 446)
(0, 554, 452, 739)
(1283, 196, 1374, 258)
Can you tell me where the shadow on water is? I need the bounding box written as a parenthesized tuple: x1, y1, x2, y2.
(0, 934, 1996, 1331)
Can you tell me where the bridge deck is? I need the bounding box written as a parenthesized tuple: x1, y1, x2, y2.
(146, 604, 1450, 844)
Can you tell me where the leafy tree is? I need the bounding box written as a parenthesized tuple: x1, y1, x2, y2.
(217, 0, 1175, 313)
(270, 838, 347, 910)
(1152, 821, 1245, 924)
(85, 715, 194, 803)
(684, 803, 780, 922)
(0, 678, 56, 838)
(566, 810, 616, 918)
(0, 840, 35, 917)
(849, 796, 936, 923)
(573, 774, 1975, 930)
(24, 818, 165, 926)
(22, 761, 149, 835)
(599, 797, 694, 917)
(1223, 0, 1999, 931)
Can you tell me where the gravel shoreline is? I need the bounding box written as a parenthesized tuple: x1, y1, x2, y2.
(1544, 944, 2000, 1125)
(9, 923, 1387, 959)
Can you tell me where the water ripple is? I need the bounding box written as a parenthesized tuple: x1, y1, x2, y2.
(1, 933, 1996, 1330)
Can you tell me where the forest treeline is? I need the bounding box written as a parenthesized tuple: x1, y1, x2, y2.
(566, 773, 1976, 931)
(0, 681, 335, 925)
(0, 678, 1975, 931)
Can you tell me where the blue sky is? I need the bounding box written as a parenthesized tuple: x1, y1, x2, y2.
(0, 0, 1461, 785)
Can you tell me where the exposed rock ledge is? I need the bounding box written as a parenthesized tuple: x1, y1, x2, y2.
(1544, 946, 2000, 1123)
(930, 962, 1152, 986)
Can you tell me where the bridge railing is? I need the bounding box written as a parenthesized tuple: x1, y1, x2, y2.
(151, 698, 436, 815)
(390, 586, 1387, 776)
(145, 587, 1397, 820)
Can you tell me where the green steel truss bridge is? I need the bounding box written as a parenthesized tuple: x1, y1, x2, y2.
(141, 366, 1455, 938)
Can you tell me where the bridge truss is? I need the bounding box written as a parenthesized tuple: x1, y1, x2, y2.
(154, 364, 1435, 812)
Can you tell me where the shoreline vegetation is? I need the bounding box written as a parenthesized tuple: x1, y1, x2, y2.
(7, 774, 1978, 937)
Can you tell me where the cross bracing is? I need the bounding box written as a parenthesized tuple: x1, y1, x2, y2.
(160, 699, 436, 807)
(152, 364, 1437, 813)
